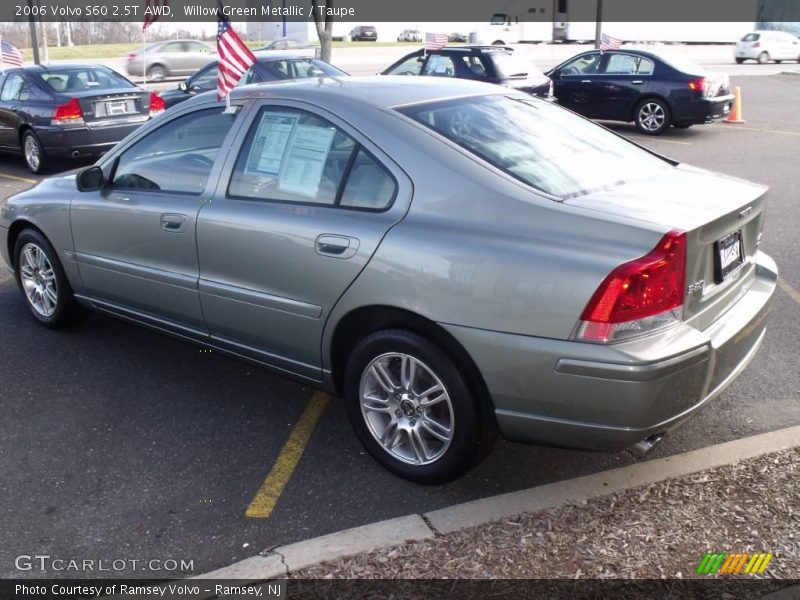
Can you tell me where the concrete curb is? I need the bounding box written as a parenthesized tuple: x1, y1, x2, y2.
(200, 425, 800, 578)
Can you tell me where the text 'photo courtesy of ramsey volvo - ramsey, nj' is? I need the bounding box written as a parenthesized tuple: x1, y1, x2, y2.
(0, 77, 776, 483)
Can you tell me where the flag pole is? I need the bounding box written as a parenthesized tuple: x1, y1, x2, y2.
(0, 35, 4, 75)
(142, 28, 147, 85)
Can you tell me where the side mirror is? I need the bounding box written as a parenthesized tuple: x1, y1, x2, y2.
(76, 165, 105, 192)
(178, 81, 188, 92)
(549, 68, 561, 79)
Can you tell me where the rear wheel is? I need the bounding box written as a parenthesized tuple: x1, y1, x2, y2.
(147, 64, 168, 80)
(635, 98, 670, 135)
(735, 57, 744, 64)
(343, 329, 491, 483)
(22, 130, 48, 174)
(757, 52, 769, 64)
(13, 229, 85, 328)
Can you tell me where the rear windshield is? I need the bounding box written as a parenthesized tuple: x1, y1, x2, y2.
(37, 67, 134, 92)
(742, 33, 760, 41)
(491, 53, 545, 79)
(655, 53, 706, 76)
(398, 94, 670, 198)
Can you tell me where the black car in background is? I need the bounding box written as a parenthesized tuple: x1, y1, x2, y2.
(159, 53, 348, 109)
(382, 46, 552, 97)
(350, 26, 378, 41)
(546, 49, 735, 135)
(0, 64, 162, 173)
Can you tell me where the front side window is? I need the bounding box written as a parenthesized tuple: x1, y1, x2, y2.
(112, 108, 235, 194)
(229, 107, 395, 210)
(422, 55, 457, 77)
(399, 94, 670, 198)
(189, 65, 219, 90)
(560, 53, 603, 75)
(386, 55, 424, 76)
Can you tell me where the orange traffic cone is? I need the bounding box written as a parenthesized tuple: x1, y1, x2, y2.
(724, 86, 746, 124)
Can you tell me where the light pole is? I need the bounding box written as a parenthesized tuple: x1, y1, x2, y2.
(594, 0, 603, 49)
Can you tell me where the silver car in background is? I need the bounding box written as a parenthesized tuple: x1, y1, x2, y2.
(125, 39, 216, 80)
(0, 77, 777, 483)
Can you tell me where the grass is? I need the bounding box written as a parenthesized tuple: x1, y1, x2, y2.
(25, 40, 411, 61)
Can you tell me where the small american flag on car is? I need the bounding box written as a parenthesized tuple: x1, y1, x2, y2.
(142, 0, 168, 31)
(600, 33, 623, 52)
(217, 10, 256, 101)
(0, 39, 24, 68)
(425, 33, 448, 51)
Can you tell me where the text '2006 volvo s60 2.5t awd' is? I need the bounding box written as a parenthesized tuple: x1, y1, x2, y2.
(0, 77, 777, 483)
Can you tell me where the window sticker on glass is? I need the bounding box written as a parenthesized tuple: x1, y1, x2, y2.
(245, 112, 300, 175)
(276, 124, 337, 199)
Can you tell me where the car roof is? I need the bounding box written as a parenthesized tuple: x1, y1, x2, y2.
(252, 51, 321, 61)
(227, 75, 506, 108)
(19, 64, 117, 72)
(436, 45, 514, 54)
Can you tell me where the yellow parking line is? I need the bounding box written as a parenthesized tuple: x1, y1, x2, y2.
(245, 391, 330, 518)
(711, 125, 800, 137)
(778, 278, 800, 306)
(627, 136, 692, 146)
(0, 172, 36, 184)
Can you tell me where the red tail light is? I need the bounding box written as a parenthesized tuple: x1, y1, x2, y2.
(149, 92, 166, 116)
(688, 77, 705, 92)
(126, 52, 138, 60)
(574, 231, 687, 344)
(51, 98, 84, 126)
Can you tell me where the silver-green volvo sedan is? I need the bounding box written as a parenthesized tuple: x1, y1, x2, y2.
(0, 77, 777, 483)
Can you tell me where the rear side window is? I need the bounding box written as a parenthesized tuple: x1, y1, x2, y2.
(423, 55, 457, 77)
(604, 54, 654, 75)
(228, 107, 396, 210)
(742, 33, 760, 41)
(0, 74, 28, 101)
(112, 108, 235, 194)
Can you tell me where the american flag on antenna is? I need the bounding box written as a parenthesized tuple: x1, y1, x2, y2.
(216, 9, 256, 100)
(143, 0, 168, 31)
(0, 40, 24, 67)
(425, 33, 448, 51)
(600, 33, 623, 52)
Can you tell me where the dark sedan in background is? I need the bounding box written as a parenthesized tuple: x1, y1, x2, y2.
(0, 64, 163, 173)
(382, 46, 552, 97)
(546, 49, 734, 134)
(160, 53, 348, 109)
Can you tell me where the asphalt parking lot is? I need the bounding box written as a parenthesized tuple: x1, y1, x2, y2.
(0, 73, 799, 578)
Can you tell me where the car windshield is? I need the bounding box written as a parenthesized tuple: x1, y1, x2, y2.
(37, 67, 134, 92)
(491, 53, 544, 79)
(398, 94, 671, 198)
(742, 33, 760, 41)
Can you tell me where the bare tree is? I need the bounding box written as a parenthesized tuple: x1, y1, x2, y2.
(310, 0, 334, 62)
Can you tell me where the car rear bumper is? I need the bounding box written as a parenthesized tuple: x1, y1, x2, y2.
(441, 251, 777, 451)
(35, 120, 147, 158)
(675, 94, 735, 124)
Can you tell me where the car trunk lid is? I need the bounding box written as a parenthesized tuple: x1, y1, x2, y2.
(564, 164, 768, 324)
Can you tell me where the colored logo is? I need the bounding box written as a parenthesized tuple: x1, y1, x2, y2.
(697, 552, 773, 575)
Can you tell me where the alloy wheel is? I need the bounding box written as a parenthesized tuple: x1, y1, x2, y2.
(358, 352, 454, 465)
(19, 243, 58, 317)
(638, 102, 666, 133)
(24, 135, 41, 172)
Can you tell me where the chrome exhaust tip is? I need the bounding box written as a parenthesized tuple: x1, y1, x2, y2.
(631, 433, 665, 456)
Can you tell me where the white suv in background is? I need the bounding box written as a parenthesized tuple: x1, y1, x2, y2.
(735, 30, 800, 64)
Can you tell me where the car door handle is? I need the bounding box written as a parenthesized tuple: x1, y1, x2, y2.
(632, 80, 644, 84)
(315, 234, 359, 259)
(160, 213, 188, 233)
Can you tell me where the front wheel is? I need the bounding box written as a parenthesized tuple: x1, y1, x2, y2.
(635, 98, 671, 135)
(757, 52, 769, 64)
(13, 229, 85, 328)
(147, 64, 168, 80)
(343, 329, 490, 484)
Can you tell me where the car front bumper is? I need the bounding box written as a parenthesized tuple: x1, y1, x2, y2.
(35, 119, 147, 158)
(442, 251, 777, 451)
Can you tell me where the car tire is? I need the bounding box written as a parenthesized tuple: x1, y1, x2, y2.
(147, 64, 168, 80)
(21, 130, 48, 174)
(757, 52, 769, 64)
(13, 229, 86, 328)
(492, 40, 505, 46)
(343, 329, 491, 484)
(735, 58, 744, 64)
(635, 98, 671, 135)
